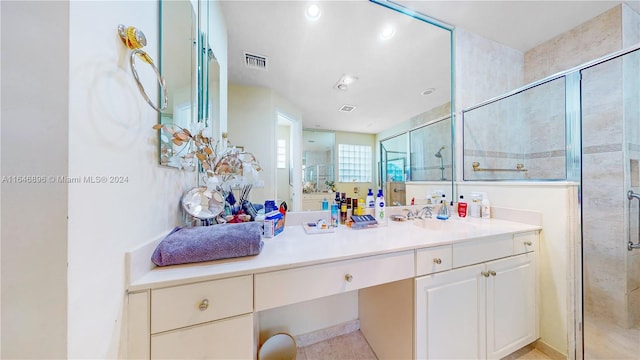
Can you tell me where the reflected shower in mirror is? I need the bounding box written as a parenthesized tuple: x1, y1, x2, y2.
(410, 116, 452, 181)
(158, 0, 197, 168)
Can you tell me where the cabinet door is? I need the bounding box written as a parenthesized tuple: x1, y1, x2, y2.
(485, 253, 536, 359)
(151, 314, 254, 359)
(415, 263, 486, 360)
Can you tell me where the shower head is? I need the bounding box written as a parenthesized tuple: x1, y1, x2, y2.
(434, 146, 445, 158)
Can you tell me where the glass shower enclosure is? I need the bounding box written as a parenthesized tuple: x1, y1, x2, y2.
(462, 45, 640, 358)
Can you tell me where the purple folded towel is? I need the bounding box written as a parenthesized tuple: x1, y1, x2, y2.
(152, 222, 264, 266)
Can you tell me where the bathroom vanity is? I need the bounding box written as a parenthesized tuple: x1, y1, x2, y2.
(126, 212, 540, 359)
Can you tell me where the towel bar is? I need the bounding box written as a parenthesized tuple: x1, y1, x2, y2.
(472, 162, 527, 172)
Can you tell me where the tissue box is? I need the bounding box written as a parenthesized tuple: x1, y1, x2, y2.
(264, 211, 284, 237)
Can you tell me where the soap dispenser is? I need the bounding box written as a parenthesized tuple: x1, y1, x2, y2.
(436, 198, 450, 220)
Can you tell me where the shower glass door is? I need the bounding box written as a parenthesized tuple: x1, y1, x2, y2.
(580, 48, 640, 359)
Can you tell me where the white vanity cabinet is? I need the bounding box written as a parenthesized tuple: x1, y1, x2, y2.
(128, 275, 255, 359)
(127, 221, 541, 360)
(415, 232, 538, 360)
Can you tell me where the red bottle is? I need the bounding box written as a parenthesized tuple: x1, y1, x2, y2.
(457, 195, 468, 218)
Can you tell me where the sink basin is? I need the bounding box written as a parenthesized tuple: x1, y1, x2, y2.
(412, 218, 477, 232)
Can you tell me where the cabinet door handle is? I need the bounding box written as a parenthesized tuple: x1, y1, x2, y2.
(433, 258, 442, 265)
(481, 271, 490, 277)
(489, 270, 497, 277)
(344, 274, 354, 282)
(198, 299, 209, 311)
(524, 240, 533, 246)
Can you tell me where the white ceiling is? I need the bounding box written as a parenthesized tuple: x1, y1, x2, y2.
(220, 1, 622, 135)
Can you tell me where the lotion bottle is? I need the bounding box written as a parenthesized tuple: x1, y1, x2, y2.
(366, 189, 375, 208)
(481, 193, 491, 219)
(469, 192, 482, 218)
(375, 189, 386, 224)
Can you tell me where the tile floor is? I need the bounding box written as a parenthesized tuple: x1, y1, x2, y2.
(296, 330, 552, 360)
(583, 314, 640, 359)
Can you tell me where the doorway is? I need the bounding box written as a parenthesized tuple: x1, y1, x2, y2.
(276, 111, 302, 212)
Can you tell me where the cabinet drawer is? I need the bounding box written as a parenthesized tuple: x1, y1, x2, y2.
(513, 231, 538, 254)
(254, 251, 415, 311)
(452, 234, 513, 268)
(416, 245, 452, 275)
(151, 314, 254, 359)
(151, 275, 253, 334)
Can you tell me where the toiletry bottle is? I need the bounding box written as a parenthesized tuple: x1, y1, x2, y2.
(469, 193, 481, 218)
(366, 189, 375, 208)
(322, 198, 328, 210)
(481, 194, 491, 219)
(436, 199, 450, 220)
(334, 192, 341, 205)
(330, 204, 339, 227)
(346, 197, 352, 219)
(458, 195, 468, 218)
(340, 202, 347, 224)
(375, 189, 386, 223)
(357, 198, 365, 215)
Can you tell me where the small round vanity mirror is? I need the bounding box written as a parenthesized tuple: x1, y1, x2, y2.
(181, 187, 224, 226)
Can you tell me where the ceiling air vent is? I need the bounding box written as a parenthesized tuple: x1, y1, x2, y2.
(244, 52, 268, 71)
(339, 104, 357, 113)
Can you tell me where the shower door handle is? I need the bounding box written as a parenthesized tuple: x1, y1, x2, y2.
(627, 190, 640, 251)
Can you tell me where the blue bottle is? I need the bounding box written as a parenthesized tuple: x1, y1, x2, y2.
(330, 204, 339, 227)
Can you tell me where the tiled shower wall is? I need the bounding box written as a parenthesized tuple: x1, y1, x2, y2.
(524, 4, 639, 328)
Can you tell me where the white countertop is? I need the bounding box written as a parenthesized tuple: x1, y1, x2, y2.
(127, 215, 541, 292)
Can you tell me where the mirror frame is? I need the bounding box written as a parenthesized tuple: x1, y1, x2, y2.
(157, 0, 198, 168)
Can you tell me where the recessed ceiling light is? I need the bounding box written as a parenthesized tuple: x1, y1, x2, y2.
(306, 4, 321, 21)
(380, 25, 396, 40)
(421, 88, 436, 96)
(334, 74, 358, 91)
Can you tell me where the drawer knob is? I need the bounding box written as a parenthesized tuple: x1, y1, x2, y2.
(433, 258, 442, 265)
(481, 271, 490, 277)
(489, 270, 497, 277)
(344, 274, 353, 282)
(198, 299, 209, 311)
(524, 240, 533, 246)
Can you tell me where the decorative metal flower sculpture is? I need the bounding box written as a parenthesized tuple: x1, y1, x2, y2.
(152, 124, 262, 184)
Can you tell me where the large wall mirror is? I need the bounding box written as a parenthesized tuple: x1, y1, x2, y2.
(221, 0, 453, 209)
(158, 0, 221, 169)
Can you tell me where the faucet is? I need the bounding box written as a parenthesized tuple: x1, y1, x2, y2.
(416, 206, 433, 219)
(402, 208, 417, 219)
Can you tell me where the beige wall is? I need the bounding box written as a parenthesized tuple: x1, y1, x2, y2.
(524, 6, 622, 83)
(228, 83, 303, 209)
